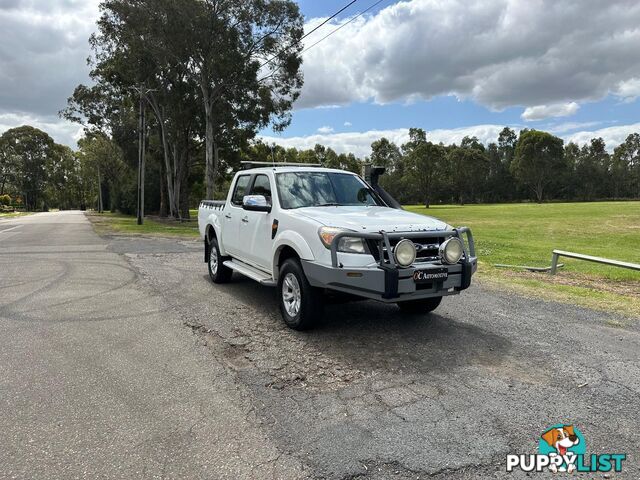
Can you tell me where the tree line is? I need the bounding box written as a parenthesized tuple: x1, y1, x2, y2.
(1, 123, 638, 213)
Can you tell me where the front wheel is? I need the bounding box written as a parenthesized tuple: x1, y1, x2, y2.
(397, 296, 442, 314)
(278, 258, 324, 330)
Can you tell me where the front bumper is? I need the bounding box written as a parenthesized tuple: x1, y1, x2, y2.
(302, 227, 477, 303)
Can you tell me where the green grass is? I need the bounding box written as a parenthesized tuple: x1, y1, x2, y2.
(88, 212, 199, 238)
(406, 201, 640, 281)
(0, 211, 32, 218)
(406, 202, 640, 318)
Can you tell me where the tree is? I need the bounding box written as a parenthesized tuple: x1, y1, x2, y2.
(77, 133, 126, 213)
(511, 130, 566, 202)
(0, 126, 55, 211)
(0, 134, 19, 196)
(183, 0, 304, 198)
(571, 138, 610, 200)
(370, 138, 402, 170)
(401, 129, 444, 207)
(612, 133, 640, 198)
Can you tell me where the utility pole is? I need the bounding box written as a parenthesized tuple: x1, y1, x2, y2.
(136, 87, 147, 225)
(97, 164, 103, 213)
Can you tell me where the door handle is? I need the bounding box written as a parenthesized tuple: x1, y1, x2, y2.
(224, 214, 232, 219)
(241, 217, 249, 223)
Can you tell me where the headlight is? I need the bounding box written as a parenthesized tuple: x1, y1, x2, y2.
(394, 239, 416, 267)
(439, 237, 464, 264)
(318, 227, 366, 254)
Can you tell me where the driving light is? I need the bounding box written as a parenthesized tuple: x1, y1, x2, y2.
(318, 227, 366, 254)
(439, 237, 464, 264)
(394, 239, 416, 267)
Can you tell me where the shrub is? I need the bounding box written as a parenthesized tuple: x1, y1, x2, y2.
(0, 194, 11, 206)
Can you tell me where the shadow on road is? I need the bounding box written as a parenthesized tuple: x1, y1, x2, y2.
(208, 273, 511, 376)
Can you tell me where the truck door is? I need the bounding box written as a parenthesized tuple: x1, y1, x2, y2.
(240, 173, 274, 271)
(222, 174, 251, 258)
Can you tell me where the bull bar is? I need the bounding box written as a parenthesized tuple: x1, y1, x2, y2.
(329, 227, 476, 268)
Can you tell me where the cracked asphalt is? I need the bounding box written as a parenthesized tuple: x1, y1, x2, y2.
(0, 211, 638, 479)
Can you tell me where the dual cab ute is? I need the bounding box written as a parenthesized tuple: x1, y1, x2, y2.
(198, 164, 477, 330)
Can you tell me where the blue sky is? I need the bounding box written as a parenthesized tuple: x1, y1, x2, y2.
(259, 0, 640, 157)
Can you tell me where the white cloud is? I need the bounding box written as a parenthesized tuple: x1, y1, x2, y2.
(0, 113, 83, 147)
(299, 0, 640, 110)
(566, 123, 640, 151)
(614, 77, 640, 102)
(261, 125, 512, 157)
(344, 121, 353, 127)
(317, 125, 334, 134)
(546, 121, 603, 134)
(261, 123, 640, 157)
(521, 102, 579, 121)
(0, 0, 100, 145)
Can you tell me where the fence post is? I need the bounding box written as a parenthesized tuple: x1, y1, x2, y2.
(550, 252, 559, 275)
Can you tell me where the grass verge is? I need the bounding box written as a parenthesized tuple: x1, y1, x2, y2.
(0, 211, 32, 219)
(87, 211, 199, 238)
(406, 202, 639, 320)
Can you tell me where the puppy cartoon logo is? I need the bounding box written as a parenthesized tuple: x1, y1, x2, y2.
(539, 425, 583, 473)
(506, 423, 626, 474)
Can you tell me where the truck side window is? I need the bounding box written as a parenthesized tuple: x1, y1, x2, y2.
(250, 174, 272, 202)
(231, 175, 251, 206)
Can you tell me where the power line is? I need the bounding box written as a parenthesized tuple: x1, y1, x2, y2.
(258, 0, 359, 70)
(259, 0, 388, 82)
(300, 1, 359, 42)
(301, 0, 388, 55)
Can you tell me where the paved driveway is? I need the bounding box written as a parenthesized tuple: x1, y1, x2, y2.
(0, 211, 638, 479)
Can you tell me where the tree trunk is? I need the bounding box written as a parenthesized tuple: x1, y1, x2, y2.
(180, 151, 190, 220)
(534, 180, 544, 203)
(146, 94, 177, 218)
(204, 102, 215, 199)
(159, 160, 168, 217)
(172, 145, 182, 220)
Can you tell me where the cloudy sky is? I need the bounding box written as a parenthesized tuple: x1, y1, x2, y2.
(1, 0, 639, 157)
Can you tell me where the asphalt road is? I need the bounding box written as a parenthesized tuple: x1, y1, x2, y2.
(0, 211, 638, 479)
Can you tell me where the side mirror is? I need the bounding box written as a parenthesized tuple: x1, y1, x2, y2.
(242, 195, 271, 213)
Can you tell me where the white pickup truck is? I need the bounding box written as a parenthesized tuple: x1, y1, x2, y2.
(198, 164, 477, 330)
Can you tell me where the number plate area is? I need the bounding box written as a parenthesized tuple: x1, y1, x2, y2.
(413, 267, 448, 283)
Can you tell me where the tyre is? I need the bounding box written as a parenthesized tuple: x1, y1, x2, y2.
(208, 237, 233, 284)
(278, 258, 324, 330)
(397, 296, 442, 314)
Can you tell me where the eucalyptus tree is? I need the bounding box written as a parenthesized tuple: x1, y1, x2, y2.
(0, 126, 55, 211)
(402, 128, 444, 207)
(182, 0, 304, 197)
(511, 130, 566, 202)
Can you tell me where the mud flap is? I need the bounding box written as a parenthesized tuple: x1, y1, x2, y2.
(204, 237, 210, 264)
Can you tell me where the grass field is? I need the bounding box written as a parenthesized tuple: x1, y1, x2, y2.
(88, 212, 199, 238)
(406, 201, 640, 317)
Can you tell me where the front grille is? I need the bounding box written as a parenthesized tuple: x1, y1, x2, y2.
(367, 236, 446, 264)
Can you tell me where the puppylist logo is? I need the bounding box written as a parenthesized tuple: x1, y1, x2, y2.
(506, 424, 626, 473)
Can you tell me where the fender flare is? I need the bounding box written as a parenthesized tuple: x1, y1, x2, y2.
(272, 230, 315, 280)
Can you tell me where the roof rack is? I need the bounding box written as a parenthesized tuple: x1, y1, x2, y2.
(240, 161, 323, 170)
